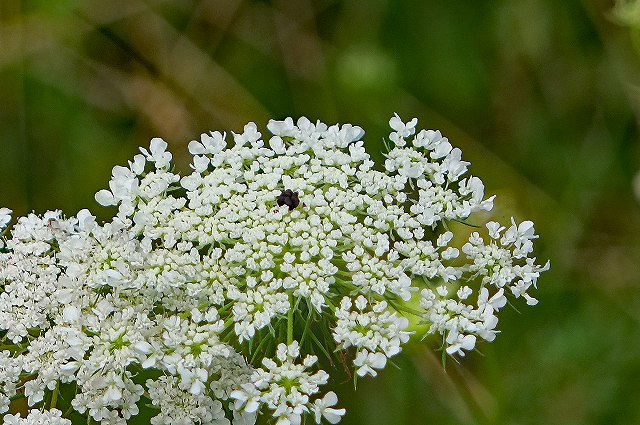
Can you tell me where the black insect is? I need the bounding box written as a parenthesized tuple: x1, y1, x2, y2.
(277, 189, 300, 210)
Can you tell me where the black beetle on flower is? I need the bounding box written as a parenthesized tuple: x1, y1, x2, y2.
(277, 189, 300, 210)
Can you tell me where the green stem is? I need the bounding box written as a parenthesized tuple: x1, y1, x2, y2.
(387, 300, 423, 316)
(64, 404, 74, 418)
(0, 345, 25, 352)
(50, 381, 59, 409)
(287, 293, 294, 345)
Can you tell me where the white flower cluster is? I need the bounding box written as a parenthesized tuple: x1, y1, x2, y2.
(0, 114, 548, 424)
(0, 207, 12, 250)
(230, 341, 340, 425)
(3, 409, 71, 425)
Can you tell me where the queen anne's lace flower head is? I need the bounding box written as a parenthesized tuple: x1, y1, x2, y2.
(0, 115, 548, 424)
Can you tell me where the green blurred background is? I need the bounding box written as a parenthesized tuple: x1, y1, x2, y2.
(2, 0, 640, 424)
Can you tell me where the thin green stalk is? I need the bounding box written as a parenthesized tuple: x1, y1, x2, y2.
(50, 381, 59, 409)
(386, 299, 423, 316)
(287, 293, 294, 345)
(0, 345, 25, 351)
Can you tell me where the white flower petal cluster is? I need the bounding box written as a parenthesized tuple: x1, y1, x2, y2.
(0, 115, 548, 424)
(0, 351, 21, 414)
(0, 207, 11, 230)
(3, 409, 71, 425)
(334, 296, 410, 377)
(230, 342, 342, 425)
(147, 375, 229, 425)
